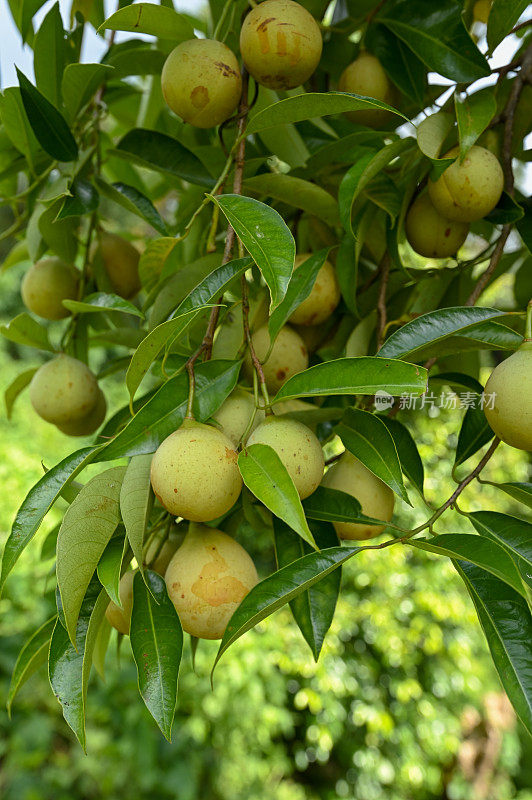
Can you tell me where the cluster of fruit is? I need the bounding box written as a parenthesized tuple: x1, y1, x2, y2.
(24, 233, 140, 436)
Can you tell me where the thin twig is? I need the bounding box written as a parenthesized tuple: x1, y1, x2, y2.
(465, 226, 511, 306)
(241, 274, 271, 410)
(376, 253, 390, 349)
(502, 41, 532, 194)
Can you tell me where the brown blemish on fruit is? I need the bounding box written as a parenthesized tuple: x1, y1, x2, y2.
(225, 447, 238, 463)
(276, 368, 287, 381)
(191, 547, 248, 607)
(214, 61, 239, 79)
(257, 17, 275, 53)
(191, 86, 209, 109)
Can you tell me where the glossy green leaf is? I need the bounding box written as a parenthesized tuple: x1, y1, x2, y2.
(455, 90, 497, 160)
(61, 63, 114, 119)
(7, 616, 56, 714)
(213, 546, 361, 671)
(149, 253, 222, 324)
(95, 179, 168, 235)
(48, 580, 108, 750)
(336, 408, 410, 504)
(97, 533, 126, 606)
(268, 250, 330, 343)
(17, 68, 78, 162)
(114, 129, 214, 188)
(481, 481, 532, 511)
(247, 92, 407, 135)
(367, 23, 426, 104)
(303, 485, 369, 524)
(243, 174, 339, 226)
(456, 561, 532, 736)
(4, 367, 38, 420)
(33, 2, 66, 107)
(210, 194, 295, 310)
(274, 519, 340, 661)
(97, 360, 240, 461)
(378, 307, 511, 360)
(487, 0, 529, 52)
(378, 416, 425, 496)
(56, 466, 126, 645)
(0, 447, 98, 593)
(238, 444, 316, 549)
(120, 454, 153, 572)
(487, 191, 524, 225)
(378, 0, 490, 82)
(455, 404, 494, 466)
(339, 139, 413, 235)
(411, 534, 525, 597)
(0, 312, 54, 352)
(57, 178, 99, 219)
(273, 357, 427, 403)
(130, 571, 183, 741)
(0, 87, 40, 169)
(469, 511, 532, 569)
(126, 257, 250, 401)
(63, 292, 143, 317)
(99, 3, 194, 40)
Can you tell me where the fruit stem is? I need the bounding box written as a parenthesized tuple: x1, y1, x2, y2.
(185, 359, 196, 420)
(525, 299, 532, 341)
(241, 274, 272, 413)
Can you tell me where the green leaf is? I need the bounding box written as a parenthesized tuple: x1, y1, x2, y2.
(336, 408, 410, 504)
(63, 292, 143, 318)
(366, 23, 426, 104)
(411, 535, 526, 597)
(210, 194, 295, 310)
(5, 367, 38, 420)
(7, 616, 56, 715)
(33, 2, 66, 107)
(378, 0, 490, 82)
(243, 174, 339, 227)
(0, 447, 98, 593)
(213, 546, 361, 672)
(97, 360, 240, 461)
(378, 416, 425, 496)
(56, 466, 126, 645)
(487, 0, 529, 53)
(61, 63, 114, 120)
(48, 581, 108, 750)
(273, 357, 428, 403)
(378, 307, 511, 360)
(303, 486, 367, 524)
(0, 312, 54, 352)
(99, 3, 194, 39)
(56, 178, 99, 219)
(120, 454, 153, 572)
(16, 68, 78, 162)
(130, 571, 183, 741)
(247, 92, 407, 135)
(274, 519, 340, 661)
(97, 533, 126, 606)
(268, 250, 330, 343)
(416, 112, 455, 176)
(486, 191, 524, 225)
(114, 129, 214, 188)
(238, 444, 317, 549)
(138, 237, 179, 291)
(0, 87, 40, 169)
(455, 561, 532, 736)
(38, 200, 78, 263)
(94, 179, 168, 235)
(480, 481, 532, 511)
(339, 139, 413, 235)
(126, 257, 250, 402)
(468, 511, 532, 569)
(455, 404, 494, 466)
(455, 90, 497, 160)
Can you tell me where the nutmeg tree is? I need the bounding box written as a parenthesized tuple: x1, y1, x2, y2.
(1, 0, 531, 749)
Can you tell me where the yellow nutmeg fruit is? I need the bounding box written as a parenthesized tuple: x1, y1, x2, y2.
(21, 257, 80, 320)
(212, 388, 265, 446)
(96, 233, 141, 299)
(288, 255, 341, 326)
(165, 524, 258, 639)
(244, 324, 308, 394)
(105, 570, 136, 635)
(247, 416, 324, 499)
(405, 193, 469, 259)
(338, 52, 395, 128)
(428, 145, 504, 223)
(161, 39, 241, 128)
(150, 420, 242, 521)
(240, 0, 322, 90)
(30, 354, 99, 426)
(321, 451, 395, 540)
(56, 387, 107, 437)
(483, 344, 532, 451)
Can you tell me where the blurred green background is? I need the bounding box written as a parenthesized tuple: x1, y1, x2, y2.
(1, 255, 532, 800)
